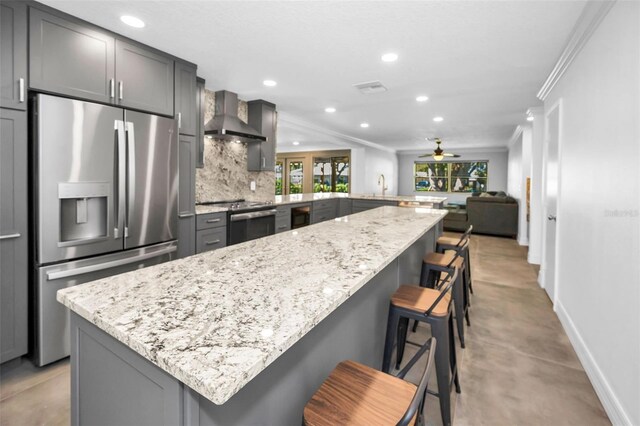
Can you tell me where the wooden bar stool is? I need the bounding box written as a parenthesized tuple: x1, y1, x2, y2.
(418, 245, 470, 348)
(382, 270, 461, 426)
(436, 225, 473, 295)
(304, 338, 437, 426)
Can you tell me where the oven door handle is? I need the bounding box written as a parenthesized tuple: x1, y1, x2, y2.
(230, 209, 277, 222)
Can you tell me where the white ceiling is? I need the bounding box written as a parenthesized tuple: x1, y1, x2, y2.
(41, 0, 586, 152)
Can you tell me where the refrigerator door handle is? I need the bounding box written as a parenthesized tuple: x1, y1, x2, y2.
(114, 120, 126, 238)
(125, 121, 136, 238)
(46, 245, 177, 280)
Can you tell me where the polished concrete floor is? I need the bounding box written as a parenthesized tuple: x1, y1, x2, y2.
(0, 233, 610, 425)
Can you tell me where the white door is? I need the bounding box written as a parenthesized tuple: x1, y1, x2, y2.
(542, 102, 561, 303)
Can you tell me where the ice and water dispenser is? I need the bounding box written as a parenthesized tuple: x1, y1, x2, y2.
(58, 182, 110, 246)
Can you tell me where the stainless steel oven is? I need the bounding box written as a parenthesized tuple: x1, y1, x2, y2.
(228, 208, 277, 245)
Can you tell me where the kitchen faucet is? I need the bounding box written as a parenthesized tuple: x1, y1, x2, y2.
(377, 174, 388, 197)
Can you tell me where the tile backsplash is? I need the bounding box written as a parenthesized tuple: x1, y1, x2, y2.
(195, 90, 276, 202)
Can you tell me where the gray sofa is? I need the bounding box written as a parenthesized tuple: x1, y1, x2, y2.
(444, 192, 519, 238)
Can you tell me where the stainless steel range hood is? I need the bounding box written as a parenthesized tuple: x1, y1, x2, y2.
(204, 90, 267, 142)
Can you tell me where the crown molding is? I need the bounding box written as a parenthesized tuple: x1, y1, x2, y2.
(508, 125, 524, 148)
(526, 106, 544, 117)
(537, 0, 616, 101)
(278, 113, 397, 154)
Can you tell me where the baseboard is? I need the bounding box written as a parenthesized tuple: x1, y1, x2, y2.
(538, 267, 545, 288)
(555, 302, 632, 425)
(527, 252, 541, 265)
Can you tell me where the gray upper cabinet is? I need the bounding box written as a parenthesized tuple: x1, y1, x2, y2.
(177, 134, 196, 258)
(247, 100, 276, 172)
(196, 77, 205, 168)
(175, 62, 197, 136)
(29, 8, 116, 104)
(115, 40, 174, 116)
(1, 2, 27, 110)
(1, 109, 28, 363)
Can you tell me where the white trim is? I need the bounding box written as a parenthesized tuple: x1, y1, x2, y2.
(537, 1, 616, 101)
(527, 251, 541, 265)
(278, 113, 397, 154)
(508, 125, 524, 148)
(555, 302, 632, 425)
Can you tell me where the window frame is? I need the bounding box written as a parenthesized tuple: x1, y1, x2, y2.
(413, 160, 489, 193)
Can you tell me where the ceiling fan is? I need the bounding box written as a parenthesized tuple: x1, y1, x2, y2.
(419, 138, 460, 161)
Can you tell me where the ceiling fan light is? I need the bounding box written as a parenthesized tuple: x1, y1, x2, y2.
(433, 154, 444, 161)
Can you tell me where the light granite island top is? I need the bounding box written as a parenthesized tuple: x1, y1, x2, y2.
(58, 206, 446, 423)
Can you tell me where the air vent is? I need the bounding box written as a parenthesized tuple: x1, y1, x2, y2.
(353, 80, 388, 94)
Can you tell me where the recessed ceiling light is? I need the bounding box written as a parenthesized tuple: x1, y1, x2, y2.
(263, 80, 277, 87)
(381, 53, 398, 62)
(433, 116, 444, 122)
(325, 107, 336, 113)
(527, 116, 534, 122)
(120, 15, 145, 28)
(360, 122, 370, 128)
(292, 141, 300, 146)
(416, 95, 429, 102)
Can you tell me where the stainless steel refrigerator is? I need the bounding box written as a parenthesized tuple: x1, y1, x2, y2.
(33, 94, 178, 366)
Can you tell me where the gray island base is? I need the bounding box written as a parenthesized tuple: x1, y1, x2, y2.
(61, 207, 446, 425)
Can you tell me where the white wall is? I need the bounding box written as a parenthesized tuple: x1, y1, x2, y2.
(397, 148, 508, 204)
(542, 2, 640, 424)
(508, 127, 533, 245)
(528, 108, 545, 264)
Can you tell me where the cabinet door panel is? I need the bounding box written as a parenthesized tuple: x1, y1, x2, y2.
(29, 8, 115, 104)
(116, 40, 174, 116)
(0, 109, 28, 363)
(178, 135, 196, 258)
(0, 2, 27, 110)
(175, 62, 196, 136)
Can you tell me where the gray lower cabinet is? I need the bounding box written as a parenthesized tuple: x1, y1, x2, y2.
(247, 100, 276, 172)
(177, 134, 196, 258)
(71, 315, 181, 426)
(115, 40, 174, 116)
(29, 7, 116, 104)
(195, 77, 205, 168)
(0, 1, 27, 110)
(0, 108, 28, 363)
(311, 199, 338, 224)
(338, 199, 352, 217)
(175, 62, 197, 136)
(196, 212, 227, 254)
(275, 206, 291, 233)
(352, 199, 398, 213)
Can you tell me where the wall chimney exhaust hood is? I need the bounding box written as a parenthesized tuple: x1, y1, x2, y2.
(204, 90, 267, 142)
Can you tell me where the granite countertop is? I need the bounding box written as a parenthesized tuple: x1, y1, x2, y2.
(57, 206, 447, 405)
(195, 193, 447, 215)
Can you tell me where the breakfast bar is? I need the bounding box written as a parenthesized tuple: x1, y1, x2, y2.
(57, 206, 447, 426)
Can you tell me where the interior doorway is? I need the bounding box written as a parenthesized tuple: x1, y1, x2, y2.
(541, 100, 561, 304)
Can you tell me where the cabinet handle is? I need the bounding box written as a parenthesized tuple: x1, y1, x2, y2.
(262, 157, 266, 168)
(277, 226, 287, 230)
(178, 213, 194, 218)
(110, 79, 115, 98)
(19, 78, 25, 103)
(205, 239, 221, 245)
(206, 218, 221, 223)
(177, 112, 182, 129)
(118, 81, 123, 100)
(0, 233, 21, 240)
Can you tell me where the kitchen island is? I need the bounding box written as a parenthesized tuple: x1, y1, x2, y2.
(58, 206, 447, 426)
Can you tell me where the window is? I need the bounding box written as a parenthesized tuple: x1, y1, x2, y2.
(287, 160, 304, 194)
(275, 161, 283, 195)
(414, 161, 488, 193)
(313, 156, 350, 193)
